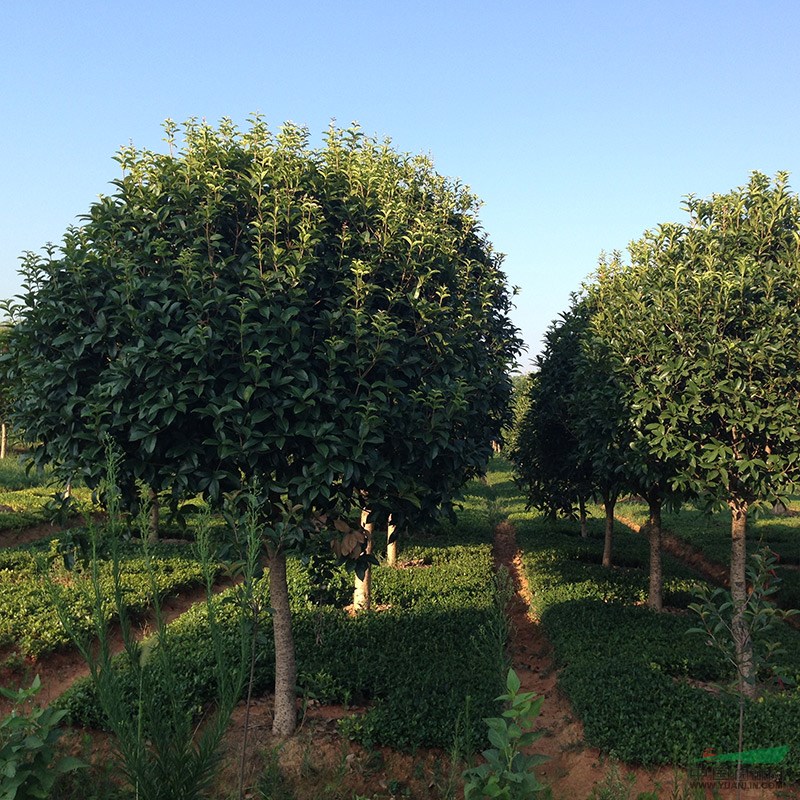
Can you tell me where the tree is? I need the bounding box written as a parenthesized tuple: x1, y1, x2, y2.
(510, 311, 592, 533)
(6, 117, 520, 732)
(590, 253, 687, 611)
(510, 296, 630, 563)
(590, 172, 800, 693)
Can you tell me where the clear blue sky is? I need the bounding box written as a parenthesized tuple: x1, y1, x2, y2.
(2, 1, 799, 366)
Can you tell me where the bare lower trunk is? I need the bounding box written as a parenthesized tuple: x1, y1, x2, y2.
(730, 501, 756, 699)
(386, 516, 398, 567)
(0, 422, 6, 460)
(647, 496, 663, 612)
(579, 496, 588, 539)
(148, 488, 159, 543)
(354, 509, 373, 611)
(269, 548, 297, 735)
(602, 496, 615, 568)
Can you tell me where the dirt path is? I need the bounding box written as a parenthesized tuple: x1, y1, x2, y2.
(0, 514, 105, 549)
(491, 518, 792, 800)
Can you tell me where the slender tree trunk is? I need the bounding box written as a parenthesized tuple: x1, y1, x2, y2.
(579, 495, 588, 539)
(386, 515, 398, 567)
(354, 509, 373, 611)
(602, 495, 615, 568)
(269, 547, 297, 735)
(0, 422, 6, 460)
(730, 501, 756, 699)
(647, 495, 663, 611)
(148, 487, 159, 544)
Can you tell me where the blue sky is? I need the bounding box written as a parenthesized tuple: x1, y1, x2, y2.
(2, 1, 799, 366)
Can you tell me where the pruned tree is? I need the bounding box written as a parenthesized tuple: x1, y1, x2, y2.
(589, 172, 800, 691)
(589, 252, 687, 611)
(6, 117, 520, 732)
(510, 304, 593, 534)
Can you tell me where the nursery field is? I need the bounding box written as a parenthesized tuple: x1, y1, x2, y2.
(1, 458, 800, 799)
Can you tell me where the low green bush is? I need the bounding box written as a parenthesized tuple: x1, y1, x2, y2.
(0, 486, 95, 532)
(0, 457, 53, 491)
(0, 536, 212, 656)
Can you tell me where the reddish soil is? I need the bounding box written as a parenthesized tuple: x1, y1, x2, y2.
(0, 515, 103, 549)
(6, 512, 799, 798)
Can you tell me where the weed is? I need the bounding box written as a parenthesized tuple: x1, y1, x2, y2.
(0, 675, 84, 800)
(462, 667, 549, 799)
(256, 747, 295, 800)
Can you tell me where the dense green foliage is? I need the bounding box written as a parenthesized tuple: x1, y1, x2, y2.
(509, 300, 595, 518)
(4, 118, 519, 535)
(591, 172, 800, 511)
(0, 677, 83, 800)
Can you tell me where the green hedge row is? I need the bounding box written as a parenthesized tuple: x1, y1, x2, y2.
(516, 518, 800, 780)
(0, 535, 212, 656)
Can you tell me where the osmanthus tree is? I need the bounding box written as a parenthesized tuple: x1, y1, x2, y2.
(589, 172, 800, 692)
(589, 254, 686, 611)
(510, 305, 594, 534)
(6, 117, 520, 733)
(510, 296, 631, 563)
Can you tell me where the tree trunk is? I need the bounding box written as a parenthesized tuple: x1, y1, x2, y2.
(772, 499, 789, 516)
(268, 547, 297, 735)
(730, 501, 756, 699)
(647, 495, 663, 611)
(148, 488, 159, 543)
(354, 509, 373, 611)
(579, 496, 588, 539)
(0, 422, 6, 460)
(386, 515, 398, 567)
(602, 496, 615, 568)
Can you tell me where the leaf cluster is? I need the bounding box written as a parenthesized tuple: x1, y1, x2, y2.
(590, 172, 800, 507)
(6, 117, 521, 542)
(462, 668, 548, 799)
(0, 676, 84, 800)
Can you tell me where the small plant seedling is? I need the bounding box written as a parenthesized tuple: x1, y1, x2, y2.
(462, 667, 549, 799)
